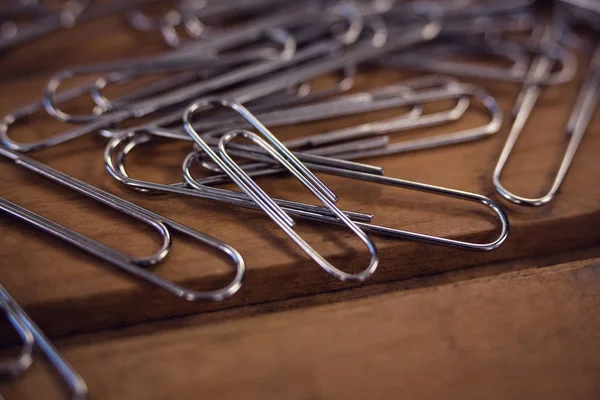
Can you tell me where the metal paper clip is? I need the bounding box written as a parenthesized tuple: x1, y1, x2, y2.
(0, 284, 88, 399)
(41, 26, 297, 123)
(183, 99, 379, 281)
(0, 146, 245, 300)
(493, 16, 599, 205)
(104, 131, 377, 224)
(187, 79, 500, 166)
(202, 130, 509, 252)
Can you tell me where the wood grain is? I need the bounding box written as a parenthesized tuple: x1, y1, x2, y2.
(0, 14, 599, 339)
(2, 256, 599, 400)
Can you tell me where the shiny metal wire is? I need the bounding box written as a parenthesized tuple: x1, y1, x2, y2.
(0, 146, 245, 301)
(0, 291, 34, 379)
(218, 129, 380, 282)
(182, 135, 509, 252)
(103, 131, 375, 224)
(493, 35, 598, 206)
(0, 283, 88, 399)
(183, 100, 379, 281)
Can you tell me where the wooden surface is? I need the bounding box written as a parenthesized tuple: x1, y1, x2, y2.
(2, 255, 599, 400)
(0, 12, 599, 341)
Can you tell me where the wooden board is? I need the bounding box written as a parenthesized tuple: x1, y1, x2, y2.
(2, 256, 599, 400)
(1, 13, 600, 340)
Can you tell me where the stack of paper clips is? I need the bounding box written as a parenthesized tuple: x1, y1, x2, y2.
(1, 0, 598, 397)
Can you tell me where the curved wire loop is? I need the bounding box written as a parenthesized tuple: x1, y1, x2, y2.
(155, 75, 440, 141)
(0, 146, 245, 301)
(90, 70, 202, 115)
(327, 82, 503, 159)
(43, 12, 439, 150)
(0, 147, 171, 268)
(43, 68, 139, 124)
(186, 149, 509, 252)
(312, 167, 509, 251)
(493, 41, 599, 206)
(185, 75, 433, 173)
(517, 36, 578, 86)
(194, 80, 499, 164)
(3, 4, 436, 155)
(0, 104, 127, 153)
(242, 3, 390, 109)
(176, 88, 506, 251)
(0, 293, 34, 379)
(219, 129, 380, 282)
(2, 0, 372, 153)
(183, 100, 378, 281)
(184, 99, 339, 202)
(41, 27, 297, 125)
(90, 27, 298, 114)
(0, 26, 298, 153)
(98, 5, 372, 135)
(103, 131, 375, 223)
(0, 284, 88, 400)
(159, 7, 213, 48)
(0, 76, 119, 152)
(267, 76, 471, 149)
(42, 19, 300, 121)
(206, 139, 509, 251)
(0, 65, 159, 152)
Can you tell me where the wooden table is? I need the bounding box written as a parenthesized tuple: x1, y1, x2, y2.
(0, 11, 599, 400)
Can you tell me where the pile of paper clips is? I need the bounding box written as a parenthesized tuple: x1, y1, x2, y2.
(1, 0, 598, 398)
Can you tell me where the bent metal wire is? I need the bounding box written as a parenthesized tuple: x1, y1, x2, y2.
(182, 99, 509, 253)
(0, 14, 440, 152)
(179, 79, 501, 183)
(493, 25, 599, 206)
(182, 99, 379, 282)
(0, 145, 245, 301)
(0, 283, 88, 400)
